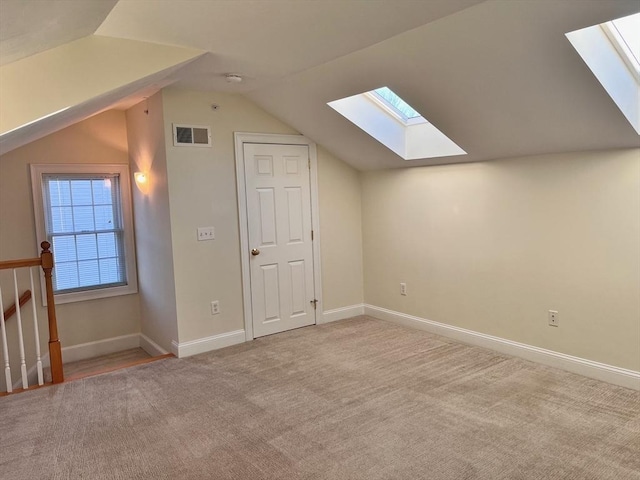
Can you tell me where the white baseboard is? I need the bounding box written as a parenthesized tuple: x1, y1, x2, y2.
(61, 333, 141, 365)
(364, 304, 640, 391)
(171, 329, 245, 358)
(320, 304, 365, 324)
(140, 333, 169, 356)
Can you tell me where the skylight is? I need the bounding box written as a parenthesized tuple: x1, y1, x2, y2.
(372, 87, 422, 120)
(566, 12, 640, 134)
(608, 14, 640, 72)
(328, 87, 466, 161)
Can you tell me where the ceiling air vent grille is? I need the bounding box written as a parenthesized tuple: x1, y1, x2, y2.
(173, 124, 212, 147)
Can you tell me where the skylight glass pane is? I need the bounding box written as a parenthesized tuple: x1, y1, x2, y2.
(611, 13, 640, 65)
(374, 87, 422, 119)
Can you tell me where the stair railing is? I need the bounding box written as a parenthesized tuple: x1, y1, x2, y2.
(0, 242, 63, 393)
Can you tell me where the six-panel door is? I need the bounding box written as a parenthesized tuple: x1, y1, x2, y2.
(243, 143, 316, 337)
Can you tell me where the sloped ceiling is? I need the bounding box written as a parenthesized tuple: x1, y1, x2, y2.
(1, 0, 638, 169)
(0, 0, 118, 65)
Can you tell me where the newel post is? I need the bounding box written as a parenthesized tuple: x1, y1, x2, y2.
(41, 241, 64, 384)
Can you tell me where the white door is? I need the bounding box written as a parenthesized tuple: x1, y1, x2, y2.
(243, 143, 316, 338)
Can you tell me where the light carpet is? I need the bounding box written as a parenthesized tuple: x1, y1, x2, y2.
(1, 316, 638, 479)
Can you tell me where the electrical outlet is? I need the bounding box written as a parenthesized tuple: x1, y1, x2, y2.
(548, 310, 559, 327)
(211, 301, 220, 315)
(400, 283, 407, 296)
(197, 226, 215, 241)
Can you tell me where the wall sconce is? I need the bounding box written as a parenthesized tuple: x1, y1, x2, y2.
(134, 171, 150, 194)
(134, 172, 148, 185)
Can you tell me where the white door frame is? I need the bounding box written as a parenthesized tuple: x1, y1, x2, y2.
(234, 132, 323, 341)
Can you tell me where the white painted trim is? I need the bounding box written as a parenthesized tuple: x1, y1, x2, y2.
(61, 333, 140, 364)
(364, 304, 640, 391)
(234, 132, 323, 341)
(320, 304, 364, 324)
(171, 330, 245, 358)
(140, 333, 169, 356)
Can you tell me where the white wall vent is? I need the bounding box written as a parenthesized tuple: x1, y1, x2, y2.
(172, 124, 212, 147)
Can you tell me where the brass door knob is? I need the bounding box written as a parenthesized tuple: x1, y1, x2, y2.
(251, 248, 260, 256)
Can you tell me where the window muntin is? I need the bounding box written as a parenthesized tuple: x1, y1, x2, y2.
(42, 174, 126, 293)
(31, 164, 137, 304)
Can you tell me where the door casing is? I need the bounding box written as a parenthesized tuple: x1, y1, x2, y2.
(234, 132, 323, 341)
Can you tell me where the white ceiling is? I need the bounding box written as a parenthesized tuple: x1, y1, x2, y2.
(1, 0, 639, 170)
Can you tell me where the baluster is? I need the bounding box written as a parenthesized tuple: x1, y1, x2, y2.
(0, 286, 12, 393)
(30, 268, 44, 386)
(12, 269, 28, 389)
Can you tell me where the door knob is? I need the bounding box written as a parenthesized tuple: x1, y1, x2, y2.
(251, 248, 260, 256)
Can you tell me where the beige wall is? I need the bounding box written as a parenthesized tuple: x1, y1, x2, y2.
(126, 93, 178, 351)
(160, 88, 364, 343)
(317, 146, 364, 310)
(0, 110, 141, 356)
(361, 149, 640, 371)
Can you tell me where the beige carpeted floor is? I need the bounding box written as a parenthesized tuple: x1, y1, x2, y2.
(1, 316, 638, 479)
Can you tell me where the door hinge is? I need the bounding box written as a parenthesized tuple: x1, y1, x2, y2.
(308, 158, 311, 169)
(310, 299, 318, 309)
(311, 229, 314, 241)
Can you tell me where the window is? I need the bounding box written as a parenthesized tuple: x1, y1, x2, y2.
(328, 86, 466, 160)
(31, 164, 137, 304)
(371, 87, 422, 121)
(566, 12, 640, 134)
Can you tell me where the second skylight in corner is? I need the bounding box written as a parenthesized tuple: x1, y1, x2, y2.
(328, 87, 466, 161)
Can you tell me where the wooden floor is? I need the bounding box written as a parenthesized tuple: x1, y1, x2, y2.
(62, 348, 152, 378)
(3, 349, 171, 396)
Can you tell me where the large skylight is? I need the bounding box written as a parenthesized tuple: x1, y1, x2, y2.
(328, 87, 466, 161)
(567, 12, 640, 134)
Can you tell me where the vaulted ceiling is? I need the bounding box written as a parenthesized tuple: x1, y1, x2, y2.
(1, 0, 638, 169)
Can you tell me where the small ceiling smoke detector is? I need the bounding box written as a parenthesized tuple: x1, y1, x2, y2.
(225, 74, 243, 83)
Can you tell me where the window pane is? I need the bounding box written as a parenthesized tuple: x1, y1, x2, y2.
(94, 205, 114, 230)
(92, 179, 113, 205)
(76, 234, 97, 260)
(52, 235, 77, 263)
(48, 180, 71, 206)
(54, 262, 79, 290)
(50, 206, 73, 233)
(73, 206, 95, 231)
(97, 232, 117, 257)
(70, 180, 93, 205)
(78, 260, 100, 287)
(99, 258, 120, 284)
(374, 87, 422, 119)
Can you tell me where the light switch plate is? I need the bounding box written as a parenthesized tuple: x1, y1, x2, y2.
(197, 226, 215, 241)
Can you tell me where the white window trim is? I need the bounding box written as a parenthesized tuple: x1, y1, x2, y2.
(600, 22, 640, 83)
(30, 164, 138, 305)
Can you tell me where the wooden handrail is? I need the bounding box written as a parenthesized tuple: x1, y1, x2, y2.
(0, 258, 41, 270)
(2, 290, 32, 321)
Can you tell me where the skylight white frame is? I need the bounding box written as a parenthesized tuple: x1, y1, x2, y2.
(366, 91, 426, 125)
(601, 22, 640, 82)
(566, 16, 640, 135)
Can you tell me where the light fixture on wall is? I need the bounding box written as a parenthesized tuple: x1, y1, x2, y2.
(134, 172, 148, 185)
